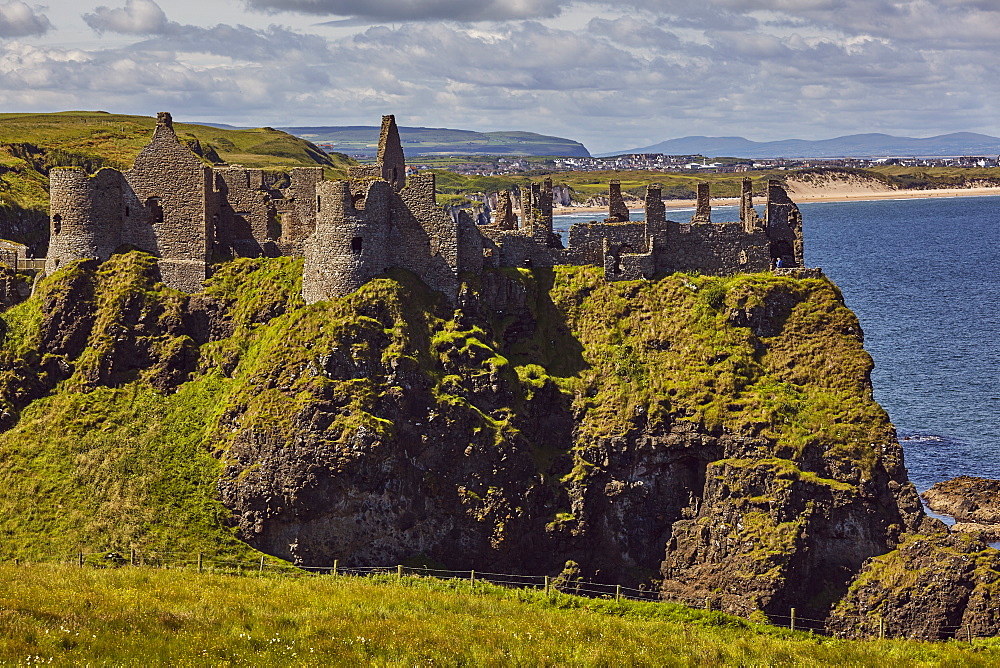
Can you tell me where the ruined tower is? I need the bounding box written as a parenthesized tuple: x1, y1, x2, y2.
(766, 179, 804, 267)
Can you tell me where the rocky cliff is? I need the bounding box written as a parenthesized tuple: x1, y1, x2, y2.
(0, 252, 972, 632)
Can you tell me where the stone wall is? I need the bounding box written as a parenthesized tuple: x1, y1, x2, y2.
(652, 219, 771, 275)
(561, 181, 798, 282)
(565, 221, 648, 267)
(493, 190, 518, 230)
(740, 176, 763, 232)
(213, 166, 280, 258)
(281, 167, 323, 253)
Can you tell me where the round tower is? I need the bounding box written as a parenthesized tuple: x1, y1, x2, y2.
(302, 179, 393, 303)
(45, 168, 122, 274)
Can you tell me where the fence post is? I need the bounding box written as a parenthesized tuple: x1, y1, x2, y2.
(616, 585, 621, 601)
(333, 559, 338, 576)
(790, 607, 796, 632)
(544, 575, 549, 596)
(705, 597, 711, 611)
(397, 564, 403, 581)
(470, 570, 476, 586)
(259, 555, 265, 574)
(130, 548, 135, 567)
(198, 553, 203, 574)
(879, 616, 885, 639)
(968, 625, 973, 643)
(78, 552, 84, 568)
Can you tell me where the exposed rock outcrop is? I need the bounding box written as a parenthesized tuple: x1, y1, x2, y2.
(829, 533, 1000, 639)
(923, 476, 1000, 525)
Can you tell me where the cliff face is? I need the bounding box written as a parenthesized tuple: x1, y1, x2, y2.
(0, 253, 944, 624)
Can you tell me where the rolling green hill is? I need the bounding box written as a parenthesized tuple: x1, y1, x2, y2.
(0, 111, 355, 250)
(281, 124, 592, 158)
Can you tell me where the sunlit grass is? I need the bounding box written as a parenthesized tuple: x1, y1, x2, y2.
(0, 563, 998, 666)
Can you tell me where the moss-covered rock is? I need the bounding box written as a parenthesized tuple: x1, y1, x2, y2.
(829, 533, 1000, 639)
(0, 253, 945, 629)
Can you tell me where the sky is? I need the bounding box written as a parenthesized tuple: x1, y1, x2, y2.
(1, 0, 998, 154)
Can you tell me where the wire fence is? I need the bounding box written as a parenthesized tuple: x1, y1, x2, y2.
(7, 549, 990, 643)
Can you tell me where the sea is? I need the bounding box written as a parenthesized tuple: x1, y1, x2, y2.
(554, 195, 1000, 493)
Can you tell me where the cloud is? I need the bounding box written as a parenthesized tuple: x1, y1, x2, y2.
(241, 0, 564, 21)
(0, 1, 51, 37)
(83, 0, 169, 35)
(3, 0, 1000, 154)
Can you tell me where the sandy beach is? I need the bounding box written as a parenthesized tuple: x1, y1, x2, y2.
(552, 185, 1000, 215)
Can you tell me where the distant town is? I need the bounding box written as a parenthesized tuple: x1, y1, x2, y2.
(332, 149, 1000, 177)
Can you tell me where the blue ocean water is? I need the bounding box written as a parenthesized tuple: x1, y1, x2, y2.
(555, 197, 1000, 492)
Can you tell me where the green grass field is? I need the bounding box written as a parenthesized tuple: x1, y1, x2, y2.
(1, 563, 998, 666)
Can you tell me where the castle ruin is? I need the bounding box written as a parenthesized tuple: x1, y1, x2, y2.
(46, 112, 804, 301)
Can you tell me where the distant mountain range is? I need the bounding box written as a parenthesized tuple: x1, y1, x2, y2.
(602, 133, 1000, 159)
(278, 125, 591, 158)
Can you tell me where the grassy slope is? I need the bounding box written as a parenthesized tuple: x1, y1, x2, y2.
(1, 564, 998, 666)
(0, 255, 305, 561)
(0, 111, 354, 231)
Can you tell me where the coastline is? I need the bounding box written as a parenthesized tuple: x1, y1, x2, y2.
(552, 186, 1000, 215)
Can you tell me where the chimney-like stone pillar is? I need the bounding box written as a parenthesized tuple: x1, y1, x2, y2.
(494, 190, 518, 230)
(645, 183, 665, 225)
(691, 182, 711, 223)
(606, 180, 629, 223)
(740, 176, 762, 231)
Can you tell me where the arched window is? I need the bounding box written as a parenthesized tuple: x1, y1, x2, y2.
(351, 237, 363, 254)
(52, 214, 62, 235)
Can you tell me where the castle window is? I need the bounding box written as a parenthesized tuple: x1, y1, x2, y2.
(52, 214, 62, 235)
(317, 195, 321, 211)
(146, 197, 163, 224)
(125, 206, 130, 218)
(352, 193, 366, 210)
(351, 237, 363, 254)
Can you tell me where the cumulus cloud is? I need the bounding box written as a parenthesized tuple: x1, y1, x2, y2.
(2, 0, 1000, 153)
(241, 0, 563, 21)
(83, 0, 169, 35)
(0, 1, 52, 37)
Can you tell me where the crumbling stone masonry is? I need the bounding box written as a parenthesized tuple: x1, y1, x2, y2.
(606, 180, 630, 223)
(46, 111, 806, 303)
